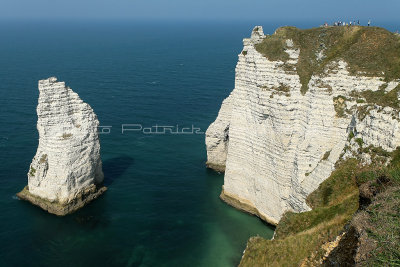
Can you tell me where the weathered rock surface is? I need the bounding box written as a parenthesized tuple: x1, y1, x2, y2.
(206, 26, 400, 224)
(17, 77, 106, 215)
(206, 94, 233, 172)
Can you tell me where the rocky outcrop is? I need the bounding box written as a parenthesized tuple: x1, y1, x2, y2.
(206, 94, 233, 172)
(206, 26, 400, 224)
(17, 77, 106, 215)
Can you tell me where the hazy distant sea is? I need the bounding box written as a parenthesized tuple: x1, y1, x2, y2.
(0, 20, 397, 266)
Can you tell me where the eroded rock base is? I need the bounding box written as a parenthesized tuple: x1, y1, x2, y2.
(206, 162, 226, 172)
(220, 187, 278, 225)
(17, 184, 107, 216)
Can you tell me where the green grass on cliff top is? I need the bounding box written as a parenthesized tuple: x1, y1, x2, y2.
(255, 26, 400, 95)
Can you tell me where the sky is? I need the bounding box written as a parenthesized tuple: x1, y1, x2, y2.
(0, 0, 399, 22)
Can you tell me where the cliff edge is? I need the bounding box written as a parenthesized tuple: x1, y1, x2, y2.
(17, 77, 106, 215)
(206, 25, 400, 225)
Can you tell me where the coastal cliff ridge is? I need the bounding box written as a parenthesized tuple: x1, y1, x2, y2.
(206, 25, 400, 265)
(206, 25, 400, 224)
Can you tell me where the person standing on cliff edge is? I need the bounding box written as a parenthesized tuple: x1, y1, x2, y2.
(368, 20, 371, 26)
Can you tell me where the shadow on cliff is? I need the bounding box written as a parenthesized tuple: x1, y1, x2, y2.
(102, 155, 135, 186)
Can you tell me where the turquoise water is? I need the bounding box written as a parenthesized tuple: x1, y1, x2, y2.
(0, 20, 398, 266)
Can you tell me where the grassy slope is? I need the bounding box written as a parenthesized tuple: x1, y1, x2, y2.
(356, 150, 400, 266)
(363, 187, 400, 266)
(239, 151, 400, 266)
(239, 159, 360, 267)
(255, 26, 400, 95)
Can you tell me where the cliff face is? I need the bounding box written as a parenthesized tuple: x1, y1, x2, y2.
(206, 26, 400, 224)
(17, 77, 106, 215)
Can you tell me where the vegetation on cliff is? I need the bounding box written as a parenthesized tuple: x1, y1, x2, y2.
(239, 159, 359, 266)
(239, 148, 400, 266)
(255, 26, 400, 95)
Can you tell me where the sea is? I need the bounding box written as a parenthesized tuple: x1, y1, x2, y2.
(0, 19, 397, 267)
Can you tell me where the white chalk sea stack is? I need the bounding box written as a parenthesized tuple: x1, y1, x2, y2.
(17, 77, 106, 215)
(206, 26, 400, 225)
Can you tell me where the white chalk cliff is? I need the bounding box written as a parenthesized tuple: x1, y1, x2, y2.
(18, 77, 106, 215)
(206, 26, 400, 225)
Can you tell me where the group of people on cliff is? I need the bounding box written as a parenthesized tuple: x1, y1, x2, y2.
(323, 19, 371, 27)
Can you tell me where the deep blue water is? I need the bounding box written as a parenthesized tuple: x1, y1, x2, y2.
(0, 20, 398, 267)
